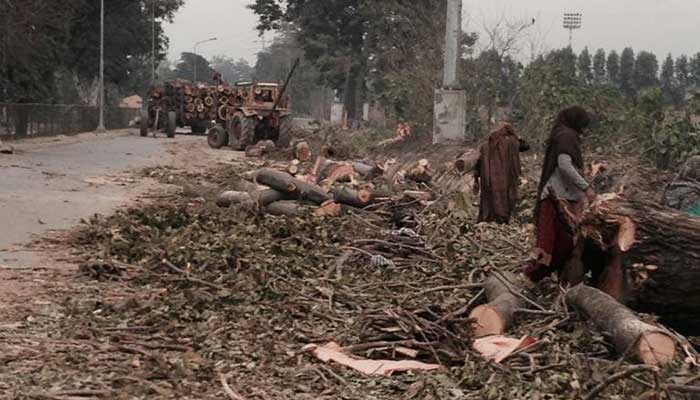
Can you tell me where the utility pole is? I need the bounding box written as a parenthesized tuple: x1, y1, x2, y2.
(193, 37, 217, 83)
(563, 13, 582, 48)
(96, 0, 106, 133)
(151, 0, 156, 85)
(433, 0, 467, 143)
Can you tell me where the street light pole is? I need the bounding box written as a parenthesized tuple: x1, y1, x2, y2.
(96, 0, 106, 132)
(193, 37, 217, 83)
(563, 12, 583, 48)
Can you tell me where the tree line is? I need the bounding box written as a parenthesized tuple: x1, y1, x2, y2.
(0, 0, 184, 104)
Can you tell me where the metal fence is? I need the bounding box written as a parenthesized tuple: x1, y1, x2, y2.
(0, 103, 140, 139)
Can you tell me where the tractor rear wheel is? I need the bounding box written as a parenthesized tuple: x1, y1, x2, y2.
(276, 116, 293, 148)
(166, 111, 177, 138)
(139, 109, 149, 137)
(207, 125, 228, 149)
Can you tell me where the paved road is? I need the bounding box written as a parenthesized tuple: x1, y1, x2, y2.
(0, 131, 203, 266)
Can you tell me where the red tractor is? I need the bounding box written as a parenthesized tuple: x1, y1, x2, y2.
(206, 59, 299, 150)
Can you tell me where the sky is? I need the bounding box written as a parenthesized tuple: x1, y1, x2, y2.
(164, 0, 700, 65)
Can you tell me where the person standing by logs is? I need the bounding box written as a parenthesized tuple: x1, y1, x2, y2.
(522, 106, 596, 284)
(473, 123, 530, 223)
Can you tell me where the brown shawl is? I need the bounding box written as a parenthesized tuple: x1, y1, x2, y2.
(534, 106, 591, 221)
(475, 123, 524, 223)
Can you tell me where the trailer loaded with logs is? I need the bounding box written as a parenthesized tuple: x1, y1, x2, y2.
(139, 59, 298, 147)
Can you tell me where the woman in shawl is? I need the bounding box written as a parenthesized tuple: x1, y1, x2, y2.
(473, 123, 530, 223)
(522, 106, 596, 284)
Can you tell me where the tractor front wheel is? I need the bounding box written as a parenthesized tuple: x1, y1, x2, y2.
(139, 109, 149, 137)
(207, 125, 228, 149)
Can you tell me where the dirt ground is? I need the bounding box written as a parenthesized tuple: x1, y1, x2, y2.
(0, 130, 697, 400)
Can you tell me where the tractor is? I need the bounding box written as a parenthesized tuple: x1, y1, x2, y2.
(206, 59, 299, 150)
(140, 82, 179, 138)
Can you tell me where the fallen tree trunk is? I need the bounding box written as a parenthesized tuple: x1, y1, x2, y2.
(350, 161, 383, 179)
(216, 191, 254, 208)
(566, 284, 676, 366)
(252, 189, 289, 207)
(332, 187, 373, 208)
(265, 201, 308, 216)
(469, 272, 524, 337)
(580, 194, 700, 331)
(255, 168, 331, 205)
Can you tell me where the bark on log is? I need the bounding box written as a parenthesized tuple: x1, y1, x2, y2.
(332, 187, 374, 208)
(454, 150, 480, 173)
(566, 284, 676, 366)
(350, 161, 383, 178)
(265, 201, 308, 216)
(216, 191, 254, 207)
(469, 272, 524, 337)
(251, 189, 289, 207)
(255, 168, 331, 205)
(245, 145, 265, 158)
(580, 194, 700, 331)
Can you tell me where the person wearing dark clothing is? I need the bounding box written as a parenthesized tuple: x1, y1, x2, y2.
(474, 123, 530, 223)
(523, 106, 596, 283)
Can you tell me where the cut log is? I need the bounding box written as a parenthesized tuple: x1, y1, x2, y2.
(216, 191, 254, 207)
(579, 194, 700, 331)
(350, 161, 383, 178)
(404, 159, 432, 184)
(566, 284, 676, 366)
(251, 189, 289, 207)
(288, 159, 301, 176)
(265, 201, 308, 216)
(320, 163, 357, 187)
(332, 187, 374, 208)
(245, 145, 265, 158)
(255, 168, 331, 205)
(454, 149, 480, 173)
(469, 272, 524, 337)
(315, 200, 342, 217)
(259, 140, 276, 153)
(295, 141, 311, 161)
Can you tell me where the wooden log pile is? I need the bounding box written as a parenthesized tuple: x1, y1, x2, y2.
(214, 156, 434, 217)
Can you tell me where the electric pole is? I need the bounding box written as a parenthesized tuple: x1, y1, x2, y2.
(433, 0, 467, 143)
(96, 0, 106, 132)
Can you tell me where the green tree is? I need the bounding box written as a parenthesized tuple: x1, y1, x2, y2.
(577, 47, 593, 83)
(634, 51, 659, 90)
(253, 28, 332, 118)
(593, 49, 606, 84)
(174, 53, 217, 84)
(676, 55, 690, 97)
(660, 54, 678, 104)
(249, 0, 369, 122)
(0, 0, 184, 103)
(210, 56, 254, 84)
(620, 48, 636, 96)
(689, 53, 700, 87)
(606, 50, 620, 86)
